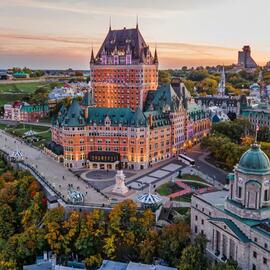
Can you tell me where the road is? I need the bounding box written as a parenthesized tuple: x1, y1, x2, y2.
(0, 119, 52, 128)
(186, 144, 228, 184)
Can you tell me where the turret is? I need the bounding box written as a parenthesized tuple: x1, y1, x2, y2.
(90, 48, 95, 64)
(153, 47, 158, 64)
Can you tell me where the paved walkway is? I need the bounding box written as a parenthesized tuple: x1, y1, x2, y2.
(0, 130, 106, 204)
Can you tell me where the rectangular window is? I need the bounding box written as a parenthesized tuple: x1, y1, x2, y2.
(253, 251, 257, 258)
(238, 186, 242, 198)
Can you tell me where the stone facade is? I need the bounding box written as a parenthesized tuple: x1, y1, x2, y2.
(4, 101, 49, 122)
(90, 26, 158, 111)
(51, 82, 211, 170)
(191, 144, 270, 270)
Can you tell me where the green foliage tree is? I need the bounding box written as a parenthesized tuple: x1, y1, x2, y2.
(105, 199, 155, 261)
(210, 259, 240, 270)
(178, 233, 208, 270)
(158, 222, 190, 267)
(159, 70, 172, 84)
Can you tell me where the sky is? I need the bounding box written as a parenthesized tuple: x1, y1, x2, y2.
(0, 0, 270, 69)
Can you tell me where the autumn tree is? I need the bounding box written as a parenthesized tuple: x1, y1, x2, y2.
(105, 199, 155, 261)
(75, 209, 106, 258)
(43, 207, 66, 259)
(179, 233, 208, 270)
(158, 222, 190, 267)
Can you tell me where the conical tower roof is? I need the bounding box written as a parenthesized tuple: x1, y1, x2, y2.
(63, 98, 85, 127)
(131, 107, 147, 127)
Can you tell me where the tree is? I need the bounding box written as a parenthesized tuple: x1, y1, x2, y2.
(43, 207, 66, 257)
(188, 69, 209, 82)
(179, 233, 208, 270)
(210, 259, 240, 270)
(139, 229, 159, 264)
(158, 222, 190, 267)
(105, 199, 155, 261)
(159, 70, 172, 84)
(0, 204, 15, 240)
(257, 127, 270, 142)
(75, 209, 106, 258)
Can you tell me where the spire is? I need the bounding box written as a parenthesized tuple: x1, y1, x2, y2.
(90, 45, 95, 64)
(258, 69, 263, 83)
(136, 15, 138, 29)
(217, 65, 226, 96)
(153, 45, 158, 64)
(109, 16, 111, 31)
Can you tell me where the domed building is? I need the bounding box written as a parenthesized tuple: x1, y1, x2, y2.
(191, 143, 270, 270)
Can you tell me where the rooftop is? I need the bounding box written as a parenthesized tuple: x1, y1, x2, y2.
(99, 260, 177, 270)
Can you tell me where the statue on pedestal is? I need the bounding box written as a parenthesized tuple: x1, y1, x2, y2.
(112, 170, 129, 195)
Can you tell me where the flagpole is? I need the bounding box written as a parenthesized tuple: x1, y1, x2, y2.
(255, 123, 259, 144)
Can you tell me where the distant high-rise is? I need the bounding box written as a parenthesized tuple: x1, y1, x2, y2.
(237, 45, 257, 70)
(90, 25, 158, 110)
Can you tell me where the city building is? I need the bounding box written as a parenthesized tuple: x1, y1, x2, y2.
(207, 106, 230, 123)
(4, 101, 49, 122)
(195, 96, 243, 120)
(241, 103, 270, 130)
(50, 80, 210, 170)
(48, 82, 88, 108)
(191, 143, 270, 270)
(236, 45, 257, 71)
(99, 260, 177, 270)
(90, 24, 158, 110)
(12, 71, 30, 79)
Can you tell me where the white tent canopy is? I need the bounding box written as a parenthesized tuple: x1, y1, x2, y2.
(24, 129, 37, 137)
(10, 147, 24, 160)
(136, 192, 162, 205)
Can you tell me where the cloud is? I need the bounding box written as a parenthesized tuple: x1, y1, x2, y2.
(0, 29, 268, 69)
(1, 0, 190, 19)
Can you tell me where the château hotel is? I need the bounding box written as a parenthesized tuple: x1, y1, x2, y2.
(49, 25, 210, 170)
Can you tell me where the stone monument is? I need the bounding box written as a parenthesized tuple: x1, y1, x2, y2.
(112, 170, 129, 195)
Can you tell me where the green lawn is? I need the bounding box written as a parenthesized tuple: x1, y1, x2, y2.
(0, 81, 64, 106)
(181, 173, 203, 181)
(0, 123, 51, 148)
(0, 81, 47, 93)
(156, 179, 210, 203)
(0, 93, 29, 106)
(174, 207, 189, 215)
(156, 182, 184, 196)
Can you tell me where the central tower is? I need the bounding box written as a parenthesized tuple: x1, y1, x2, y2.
(90, 24, 158, 110)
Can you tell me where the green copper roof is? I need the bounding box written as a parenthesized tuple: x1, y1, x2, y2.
(131, 108, 147, 127)
(81, 90, 94, 106)
(63, 98, 85, 127)
(209, 217, 250, 243)
(145, 84, 181, 113)
(87, 107, 147, 127)
(238, 144, 270, 174)
(144, 110, 171, 128)
(21, 104, 48, 113)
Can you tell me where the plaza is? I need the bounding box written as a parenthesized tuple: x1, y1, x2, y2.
(0, 128, 224, 207)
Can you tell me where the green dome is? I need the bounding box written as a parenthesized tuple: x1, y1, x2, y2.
(238, 144, 270, 174)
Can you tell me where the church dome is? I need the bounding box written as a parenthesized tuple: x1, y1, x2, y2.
(238, 144, 270, 174)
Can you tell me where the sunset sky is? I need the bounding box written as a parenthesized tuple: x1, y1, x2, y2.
(1, 0, 270, 69)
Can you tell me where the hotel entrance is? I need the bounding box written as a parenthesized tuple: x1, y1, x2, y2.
(86, 151, 120, 170)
